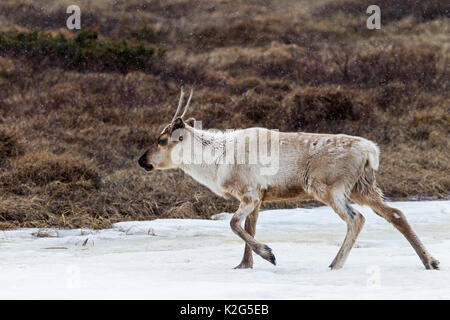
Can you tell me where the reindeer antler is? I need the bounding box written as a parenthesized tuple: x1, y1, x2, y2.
(181, 88, 194, 119)
(171, 87, 194, 122)
(171, 87, 185, 122)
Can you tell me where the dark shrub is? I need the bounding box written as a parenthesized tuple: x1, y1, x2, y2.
(0, 29, 164, 74)
(230, 77, 262, 95)
(331, 45, 439, 87)
(372, 82, 410, 114)
(193, 19, 273, 50)
(282, 86, 372, 133)
(126, 25, 164, 43)
(227, 44, 327, 85)
(1, 152, 101, 188)
(234, 91, 284, 129)
(0, 127, 24, 164)
(316, 0, 449, 23)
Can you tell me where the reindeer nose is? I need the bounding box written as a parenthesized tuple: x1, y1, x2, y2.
(144, 163, 154, 171)
(138, 154, 146, 167)
(138, 154, 153, 171)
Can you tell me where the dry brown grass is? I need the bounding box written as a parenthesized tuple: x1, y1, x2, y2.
(317, 0, 449, 23)
(0, 126, 24, 165)
(1, 152, 101, 189)
(0, 0, 448, 229)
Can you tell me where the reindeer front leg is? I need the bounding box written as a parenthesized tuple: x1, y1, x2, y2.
(234, 204, 260, 269)
(230, 191, 275, 267)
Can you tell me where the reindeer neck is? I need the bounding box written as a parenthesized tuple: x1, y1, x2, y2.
(177, 126, 227, 191)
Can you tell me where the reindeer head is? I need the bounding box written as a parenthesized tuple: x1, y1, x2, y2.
(138, 88, 196, 172)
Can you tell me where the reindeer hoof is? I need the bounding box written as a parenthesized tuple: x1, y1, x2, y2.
(268, 253, 276, 266)
(234, 262, 253, 269)
(328, 264, 343, 271)
(262, 245, 276, 266)
(426, 259, 440, 270)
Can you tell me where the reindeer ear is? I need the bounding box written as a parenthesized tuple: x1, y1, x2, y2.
(184, 117, 196, 127)
(171, 117, 185, 131)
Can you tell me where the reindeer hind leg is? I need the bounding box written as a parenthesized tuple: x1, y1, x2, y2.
(328, 201, 365, 270)
(313, 184, 365, 270)
(367, 196, 439, 270)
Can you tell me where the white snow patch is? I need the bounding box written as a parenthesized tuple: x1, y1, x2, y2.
(0, 201, 449, 299)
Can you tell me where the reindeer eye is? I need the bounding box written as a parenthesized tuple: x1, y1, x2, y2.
(158, 139, 167, 146)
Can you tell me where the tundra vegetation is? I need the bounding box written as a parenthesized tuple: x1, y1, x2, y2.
(0, 0, 448, 229)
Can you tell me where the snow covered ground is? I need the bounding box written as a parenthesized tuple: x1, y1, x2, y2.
(0, 200, 449, 299)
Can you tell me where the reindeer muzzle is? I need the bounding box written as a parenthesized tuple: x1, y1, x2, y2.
(138, 154, 154, 171)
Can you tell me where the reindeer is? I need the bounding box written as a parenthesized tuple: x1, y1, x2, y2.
(138, 88, 440, 270)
